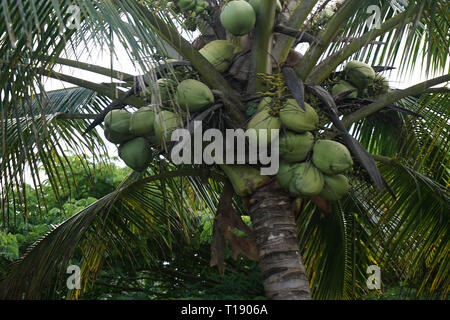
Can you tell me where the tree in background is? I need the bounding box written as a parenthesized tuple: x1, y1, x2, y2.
(0, 0, 448, 299)
(0, 155, 126, 268)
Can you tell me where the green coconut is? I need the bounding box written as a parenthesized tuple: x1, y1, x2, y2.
(367, 74, 389, 97)
(154, 110, 181, 144)
(319, 174, 350, 201)
(312, 140, 353, 175)
(199, 40, 235, 72)
(177, 79, 214, 112)
(247, 106, 281, 147)
(344, 60, 376, 89)
(279, 131, 314, 163)
(332, 80, 358, 98)
(104, 110, 131, 134)
(129, 107, 155, 136)
(220, 0, 256, 36)
(289, 162, 324, 197)
(104, 110, 134, 144)
(118, 137, 152, 172)
(104, 126, 134, 144)
(279, 99, 319, 133)
(248, 0, 282, 14)
(276, 161, 298, 189)
(157, 78, 176, 103)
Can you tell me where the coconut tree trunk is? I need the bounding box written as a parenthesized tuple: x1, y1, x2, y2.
(249, 182, 311, 300)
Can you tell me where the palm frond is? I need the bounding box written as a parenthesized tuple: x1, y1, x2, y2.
(306, 0, 449, 82)
(348, 90, 449, 298)
(365, 160, 449, 299)
(297, 191, 380, 299)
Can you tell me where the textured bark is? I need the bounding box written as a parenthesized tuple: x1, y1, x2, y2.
(249, 182, 311, 300)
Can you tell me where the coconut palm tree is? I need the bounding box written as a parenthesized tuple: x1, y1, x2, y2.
(0, 0, 448, 300)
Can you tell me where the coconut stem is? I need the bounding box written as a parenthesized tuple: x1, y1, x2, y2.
(248, 0, 277, 94)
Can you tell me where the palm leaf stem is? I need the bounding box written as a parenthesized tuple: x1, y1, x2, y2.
(296, 0, 360, 80)
(39, 55, 134, 82)
(307, 10, 412, 85)
(342, 74, 450, 127)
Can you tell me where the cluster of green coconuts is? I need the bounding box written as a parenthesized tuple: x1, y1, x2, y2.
(269, 60, 389, 201)
(217, 0, 356, 200)
(102, 2, 388, 202)
(246, 96, 354, 201)
(268, 60, 389, 201)
(103, 76, 216, 172)
(332, 60, 390, 99)
(102, 0, 263, 171)
(103, 38, 239, 172)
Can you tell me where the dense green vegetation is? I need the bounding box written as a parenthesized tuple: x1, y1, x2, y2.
(0, 155, 126, 268)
